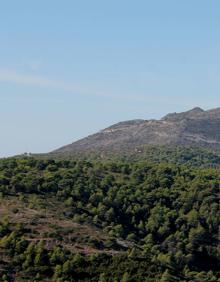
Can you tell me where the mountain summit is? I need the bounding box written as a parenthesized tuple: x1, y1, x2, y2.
(51, 107, 220, 157)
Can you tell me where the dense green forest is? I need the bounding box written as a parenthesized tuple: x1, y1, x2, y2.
(0, 156, 219, 281)
(47, 146, 220, 168)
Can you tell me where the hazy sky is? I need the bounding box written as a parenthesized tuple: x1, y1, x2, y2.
(1, 1, 220, 157)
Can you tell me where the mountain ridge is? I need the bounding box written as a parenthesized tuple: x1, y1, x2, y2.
(51, 107, 220, 157)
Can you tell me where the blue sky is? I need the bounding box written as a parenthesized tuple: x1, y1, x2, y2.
(1, 1, 220, 157)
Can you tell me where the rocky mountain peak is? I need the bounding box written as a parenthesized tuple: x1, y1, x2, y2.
(51, 107, 220, 157)
(162, 107, 205, 121)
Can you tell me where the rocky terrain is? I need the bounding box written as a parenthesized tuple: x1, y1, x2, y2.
(51, 107, 220, 157)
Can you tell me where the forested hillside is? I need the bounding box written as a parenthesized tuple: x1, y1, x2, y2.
(0, 157, 219, 281)
(45, 146, 220, 168)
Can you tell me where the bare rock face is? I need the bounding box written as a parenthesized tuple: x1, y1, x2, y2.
(51, 107, 220, 156)
(162, 107, 205, 121)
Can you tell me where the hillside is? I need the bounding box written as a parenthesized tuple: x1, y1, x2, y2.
(0, 157, 219, 281)
(2, 107, 220, 281)
(50, 107, 220, 158)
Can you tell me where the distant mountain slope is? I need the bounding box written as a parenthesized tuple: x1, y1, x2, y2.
(51, 107, 220, 157)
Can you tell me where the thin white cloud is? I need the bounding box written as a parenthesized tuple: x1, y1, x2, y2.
(0, 68, 96, 96)
(0, 68, 148, 100)
(0, 68, 216, 110)
(0, 68, 60, 88)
